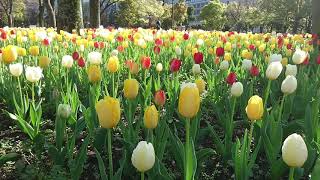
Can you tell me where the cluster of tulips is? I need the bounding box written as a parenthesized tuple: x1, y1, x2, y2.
(0, 26, 320, 180)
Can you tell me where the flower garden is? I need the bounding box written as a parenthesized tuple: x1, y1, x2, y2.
(0, 27, 320, 180)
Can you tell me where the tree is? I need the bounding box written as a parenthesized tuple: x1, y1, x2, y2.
(57, 0, 83, 32)
(44, 0, 56, 28)
(183, 6, 195, 26)
(90, 0, 100, 28)
(200, 0, 226, 30)
(312, 0, 320, 36)
(38, 0, 44, 27)
(172, 0, 187, 27)
(0, 0, 24, 27)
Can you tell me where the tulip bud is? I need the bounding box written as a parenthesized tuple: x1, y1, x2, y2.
(154, 90, 166, 106)
(124, 79, 139, 99)
(195, 78, 206, 94)
(156, 63, 163, 72)
(250, 65, 259, 76)
(17, 48, 27, 56)
(216, 47, 224, 57)
(242, 59, 252, 71)
(9, 63, 23, 77)
(292, 49, 307, 64)
(266, 62, 283, 80)
(39, 56, 51, 69)
(281, 75, 297, 94)
(144, 105, 159, 129)
(231, 82, 243, 97)
(96, 96, 121, 128)
(246, 95, 264, 121)
(131, 141, 155, 172)
(282, 133, 308, 167)
(219, 60, 229, 71)
(193, 52, 203, 64)
(57, 104, 71, 119)
(226, 72, 237, 85)
(111, 49, 119, 57)
(192, 64, 201, 74)
(178, 83, 200, 119)
(88, 51, 102, 65)
(106, 56, 120, 73)
(170, 58, 182, 72)
(87, 65, 101, 83)
(29, 46, 40, 56)
(285, 64, 297, 76)
(72, 51, 80, 60)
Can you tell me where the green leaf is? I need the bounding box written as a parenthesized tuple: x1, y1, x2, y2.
(94, 148, 108, 180)
(195, 148, 214, 178)
(206, 121, 224, 155)
(71, 135, 90, 180)
(0, 153, 20, 166)
(311, 157, 320, 180)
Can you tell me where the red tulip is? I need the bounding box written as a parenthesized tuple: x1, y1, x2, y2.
(170, 58, 182, 72)
(155, 38, 163, 46)
(72, 52, 80, 60)
(216, 47, 225, 57)
(317, 55, 320, 65)
(92, 33, 97, 39)
(99, 42, 105, 49)
(226, 72, 237, 85)
(43, 38, 50, 46)
(94, 42, 100, 48)
(303, 56, 309, 65)
(154, 90, 166, 106)
(286, 43, 292, 50)
(10, 30, 15, 35)
(249, 44, 255, 50)
(193, 52, 204, 64)
(117, 45, 124, 53)
(0, 32, 7, 40)
(250, 65, 259, 76)
(117, 35, 124, 42)
(78, 57, 85, 67)
(183, 33, 189, 40)
(154, 46, 160, 54)
(141, 56, 151, 69)
(170, 36, 175, 42)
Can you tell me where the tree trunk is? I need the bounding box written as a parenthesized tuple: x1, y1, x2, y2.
(45, 0, 56, 27)
(8, 0, 14, 27)
(57, 0, 82, 32)
(90, 0, 100, 28)
(39, 0, 45, 27)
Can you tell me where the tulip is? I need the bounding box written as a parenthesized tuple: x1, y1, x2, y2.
(195, 78, 206, 94)
(317, 55, 320, 65)
(178, 83, 200, 119)
(292, 49, 307, 64)
(250, 65, 259, 76)
(141, 56, 151, 69)
(226, 72, 237, 85)
(216, 47, 225, 57)
(281, 75, 297, 94)
(78, 57, 86, 67)
(196, 39, 204, 46)
(29, 46, 40, 56)
(131, 141, 155, 172)
(183, 33, 189, 40)
(144, 105, 159, 129)
(111, 49, 119, 56)
(242, 59, 252, 71)
(39, 56, 51, 69)
(266, 62, 283, 80)
(88, 51, 102, 65)
(282, 133, 308, 167)
(193, 52, 203, 64)
(95, 96, 121, 129)
(72, 51, 80, 60)
(87, 65, 101, 83)
(107, 56, 120, 73)
(192, 64, 201, 74)
(156, 63, 163, 72)
(170, 58, 182, 72)
(2, 45, 18, 64)
(17, 48, 27, 56)
(57, 104, 72, 119)
(231, 82, 243, 97)
(61, 55, 73, 68)
(25, 66, 43, 83)
(219, 60, 229, 70)
(285, 64, 297, 76)
(270, 54, 282, 63)
(246, 95, 263, 121)
(124, 79, 139, 99)
(154, 90, 166, 106)
(153, 46, 160, 54)
(224, 52, 232, 61)
(175, 46, 182, 55)
(9, 63, 23, 77)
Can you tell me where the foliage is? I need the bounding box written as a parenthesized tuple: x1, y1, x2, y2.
(199, 0, 226, 30)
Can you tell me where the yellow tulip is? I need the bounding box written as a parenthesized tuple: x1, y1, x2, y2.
(107, 56, 120, 73)
(224, 52, 232, 61)
(88, 65, 101, 83)
(96, 96, 121, 129)
(2, 45, 18, 64)
(124, 79, 139, 99)
(281, 57, 288, 66)
(17, 47, 27, 56)
(29, 46, 39, 56)
(195, 78, 206, 94)
(178, 83, 200, 119)
(39, 56, 51, 68)
(246, 95, 264, 121)
(144, 105, 159, 129)
(259, 44, 266, 52)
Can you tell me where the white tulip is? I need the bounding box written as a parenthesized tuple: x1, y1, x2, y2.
(25, 66, 43, 83)
(242, 59, 252, 71)
(57, 104, 72, 119)
(266, 62, 283, 80)
(192, 64, 201, 74)
(270, 54, 282, 63)
(231, 82, 243, 97)
(61, 55, 74, 68)
(196, 39, 204, 46)
(156, 63, 163, 72)
(111, 49, 118, 57)
(180, 82, 197, 92)
(9, 63, 23, 77)
(175, 46, 182, 55)
(281, 75, 297, 94)
(219, 60, 229, 71)
(292, 49, 307, 64)
(131, 141, 155, 172)
(80, 45, 85, 52)
(88, 51, 102, 65)
(285, 64, 297, 76)
(282, 133, 308, 167)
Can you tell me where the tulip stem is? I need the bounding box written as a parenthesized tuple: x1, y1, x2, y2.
(141, 172, 145, 180)
(112, 73, 115, 97)
(248, 120, 255, 153)
(17, 77, 23, 106)
(107, 128, 113, 180)
(278, 95, 286, 122)
(148, 129, 154, 144)
(32, 83, 35, 104)
(264, 80, 271, 109)
(185, 118, 191, 180)
(289, 167, 295, 180)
